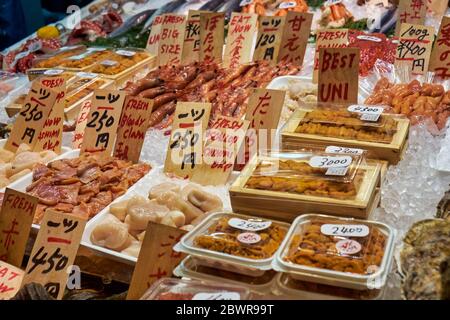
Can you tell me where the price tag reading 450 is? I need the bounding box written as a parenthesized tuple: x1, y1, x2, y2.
(228, 218, 272, 232)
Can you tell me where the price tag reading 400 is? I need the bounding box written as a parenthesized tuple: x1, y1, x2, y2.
(228, 218, 272, 232)
(81, 90, 126, 156)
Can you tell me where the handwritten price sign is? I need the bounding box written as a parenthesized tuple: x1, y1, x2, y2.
(199, 12, 225, 64)
(430, 16, 450, 79)
(181, 10, 202, 64)
(253, 16, 285, 63)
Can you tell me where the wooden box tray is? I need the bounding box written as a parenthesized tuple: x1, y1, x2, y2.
(229, 155, 382, 222)
(281, 109, 410, 164)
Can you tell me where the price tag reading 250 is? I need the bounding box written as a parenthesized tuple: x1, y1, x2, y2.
(228, 218, 272, 231)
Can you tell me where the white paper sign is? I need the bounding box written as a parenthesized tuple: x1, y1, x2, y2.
(193, 292, 241, 300)
(309, 156, 352, 168)
(76, 72, 98, 79)
(100, 60, 118, 66)
(279, 1, 297, 9)
(356, 35, 382, 42)
(228, 218, 272, 232)
(116, 50, 136, 57)
(325, 146, 364, 155)
(43, 69, 64, 75)
(240, 0, 253, 6)
(347, 105, 384, 114)
(321, 224, 370, 237)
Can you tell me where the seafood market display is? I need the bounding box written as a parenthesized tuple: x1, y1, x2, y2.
(90, 182, 223, 258)
(20, 153, 150, 224)
(0, 143, 58, 188)
(0, 0, 449, 302)
(123, 60, 300, 128)
(365, 78, 450, 130)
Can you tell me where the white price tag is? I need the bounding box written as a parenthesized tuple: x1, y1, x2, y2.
(356, 35, 382, 43)
(360, 113, 381, 122)
(326, 167, 349, 176)
(100, 60, 118, 66)
(347, 105, 385, 115)
(228, 218, 272, 232)
(237, 232, 262, 244)
(336, 239, 361, 255)
(279, 1, 297, 9)
(43, 69, 64, 75)
(193, 292, 241, 300)
(309, 156, 352, 168)
(116, 49, 136, 57)
(76, 72, 98, 79)
(325, 146, 364, 155)
(68, 53, 89, 60)
(325, 0, 342, 6)
(240, 0, 253, 6)
(321, 224, 370, 237)
(87, 47, 107, 52)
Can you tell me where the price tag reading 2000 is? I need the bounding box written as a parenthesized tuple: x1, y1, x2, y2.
(228, 218, 272, 232)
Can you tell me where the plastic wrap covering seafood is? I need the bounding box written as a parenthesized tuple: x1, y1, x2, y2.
(89, 183, 223, 258)
(122, 60, 300, 128)
(365, 78, 450, 130)
(57, 49, 113, 70)
(273, 214, 395, 290)
(0, 143, 58, 189)
(32, 46, 87, 69)
(141, 278, 250, 300)
(91, 50, 149, 75)
(399, 219, 450, 300)
(294, 108, 398, 144)
(10, 153, 151, 224)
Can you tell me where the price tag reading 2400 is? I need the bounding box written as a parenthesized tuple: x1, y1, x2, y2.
(321, 224, 369, 237)
(309, 156, 352, 168)
(228, 218, 272, 232)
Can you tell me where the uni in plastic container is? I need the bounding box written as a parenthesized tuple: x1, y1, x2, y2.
(272, 214, 395, 290)
(140, 277, 250, 300)
(90, 49, 150, 75)
(174, 212, 290, 275)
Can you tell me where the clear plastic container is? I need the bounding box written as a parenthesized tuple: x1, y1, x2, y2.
(242, 150, 372, 201)
(282, 103, 400, 144)
(174, 256, 277, 295)
(90, 49, 150, 76)
(274, 273, 384, 300)
(58, 48, 113, 70)
(32, 45, 87, 69)
(272, 214, 395, 290)
(140, 278, 250, 300)
(174, 212, 290, 273)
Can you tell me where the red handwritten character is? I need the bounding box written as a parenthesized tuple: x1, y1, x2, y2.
(1, 218, 19, 251)
(409, 0, 424, 11)
(289, 15, 306, 32)
(399, 11, 410, 23)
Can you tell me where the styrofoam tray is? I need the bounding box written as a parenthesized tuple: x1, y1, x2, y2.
(0, 139, 72, 193)
(81, 167, 234, 265)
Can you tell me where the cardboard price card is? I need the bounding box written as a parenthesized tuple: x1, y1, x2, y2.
(158, 14, 187, 66)
(146, 15, 164, 57)
(318, 47, 360, 104)
(33, 76, 66, 153)
(164, 102, 211, 179)
(0, 261, 24, 300)
(181, 10, 203, 64)
(395, 23, 434, 75)
(430, 16, 450, 79)
(0, 189, 38, 268)
(127, 222, 187, 300)
(190, 116, 250, 186)
(4, 82, 58, 152)
(113, 96, 153, 163)
(395, 0, 427, 36)
(199, 12, 225, 63)
(253, 16, 285, 63)
(278, 11, 313, 66)
(22, 210, 86, 300)
(80, 89, 126, 155)
(72, 100, 91, 149)
(223, 12, 258, 68)
(313, 28, 349, 83)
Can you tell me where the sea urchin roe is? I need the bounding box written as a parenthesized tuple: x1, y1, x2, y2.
(91, 51, 149, 75)
(295, 109, 397, 144)
(284, 222, 386, 274)
(244, 160, 363, 200)
(194, 217, 287, 260)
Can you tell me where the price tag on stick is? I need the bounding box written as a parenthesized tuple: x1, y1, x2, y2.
(72, 100, 92, 149)
(223, 13, 258, 68)
(253, 16, 285, 63)
(158, 14, 187, 66)
(429, 16, 450, 79)
(0, 261, 24, 300)
(318, 47, 360, 104)
(278, 11, 313, 66)
(0, 189, 38, 268)
(181, 10, 203, 64)
(22, 210, 86, 300)
(146, 15, 164, 57)
(4, 82, 58, 152)
(127, 222, 187, 300)
(395, 23, 434, 75)
(80, 89, 126, 156)
(199, 12, 225, 63)
(113, 96, 153, 163)
(395, 0, 427, 37)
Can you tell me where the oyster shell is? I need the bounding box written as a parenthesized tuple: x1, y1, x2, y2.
(399, 219, 450, 300)
(436, 190, 450, 220)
